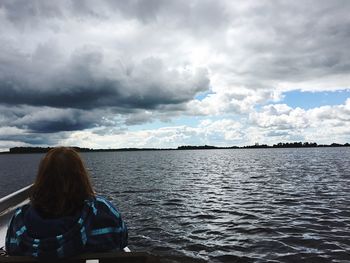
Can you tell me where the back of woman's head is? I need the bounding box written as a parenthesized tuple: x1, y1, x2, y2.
(31, 147, 95, 218)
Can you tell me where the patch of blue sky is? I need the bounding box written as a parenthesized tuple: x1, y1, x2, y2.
(280, 90, 350, 110)
(168, 116, 202, 127)
(195, 91, 214, 101)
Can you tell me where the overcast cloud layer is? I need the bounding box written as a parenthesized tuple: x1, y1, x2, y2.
(1, 0, 350, 150)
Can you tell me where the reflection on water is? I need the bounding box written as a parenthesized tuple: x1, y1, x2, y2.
(1, 148, 350, 262)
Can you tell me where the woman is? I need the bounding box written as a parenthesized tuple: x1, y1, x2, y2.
(5, 147, 128, 259)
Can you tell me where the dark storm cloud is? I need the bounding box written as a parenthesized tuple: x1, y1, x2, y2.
(0, 132, 65, 146)
(0, 45, 210, 110)
(0, 105, 103, 133)
(23, 119, 91, 133)
(14, 109, 98, 133)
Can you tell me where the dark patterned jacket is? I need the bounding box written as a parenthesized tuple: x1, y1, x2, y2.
(5, 196, 128, 259)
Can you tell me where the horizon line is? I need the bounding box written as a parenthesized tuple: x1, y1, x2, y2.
(2, 142, 350, 154)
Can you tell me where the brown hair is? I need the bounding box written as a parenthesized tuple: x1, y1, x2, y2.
(31, 147, 95, 218)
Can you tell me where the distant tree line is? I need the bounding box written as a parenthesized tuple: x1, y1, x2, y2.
(3, 142, 350, 154)
(8, 147, 92, 153)
(243, 142, 350, 149)
(177, 145, 239, 150)
(178, 142, 350, 150)
(7, 146, 171, 154)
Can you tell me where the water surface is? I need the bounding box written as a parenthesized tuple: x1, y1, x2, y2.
(1, 148, 349, 262)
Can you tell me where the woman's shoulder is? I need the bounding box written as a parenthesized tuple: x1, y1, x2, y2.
(9, 204, 31, 223)
(86, 196, 122, 219)
(6, 204, 32, 240)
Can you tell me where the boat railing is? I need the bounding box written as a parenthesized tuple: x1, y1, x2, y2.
(0, 185, 33, 216)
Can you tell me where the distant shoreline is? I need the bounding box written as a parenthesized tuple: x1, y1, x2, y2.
(1, 142, 349, 154)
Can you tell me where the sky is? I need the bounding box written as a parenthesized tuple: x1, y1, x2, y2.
(0, 0, 350, 151)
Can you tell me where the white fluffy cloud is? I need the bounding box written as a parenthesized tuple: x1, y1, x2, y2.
(246, 99, 350, 145)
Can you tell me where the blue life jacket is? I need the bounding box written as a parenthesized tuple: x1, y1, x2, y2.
(5, 196, 128, 259)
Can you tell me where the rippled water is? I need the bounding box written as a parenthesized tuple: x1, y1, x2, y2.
(1, 148, 350, 262)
